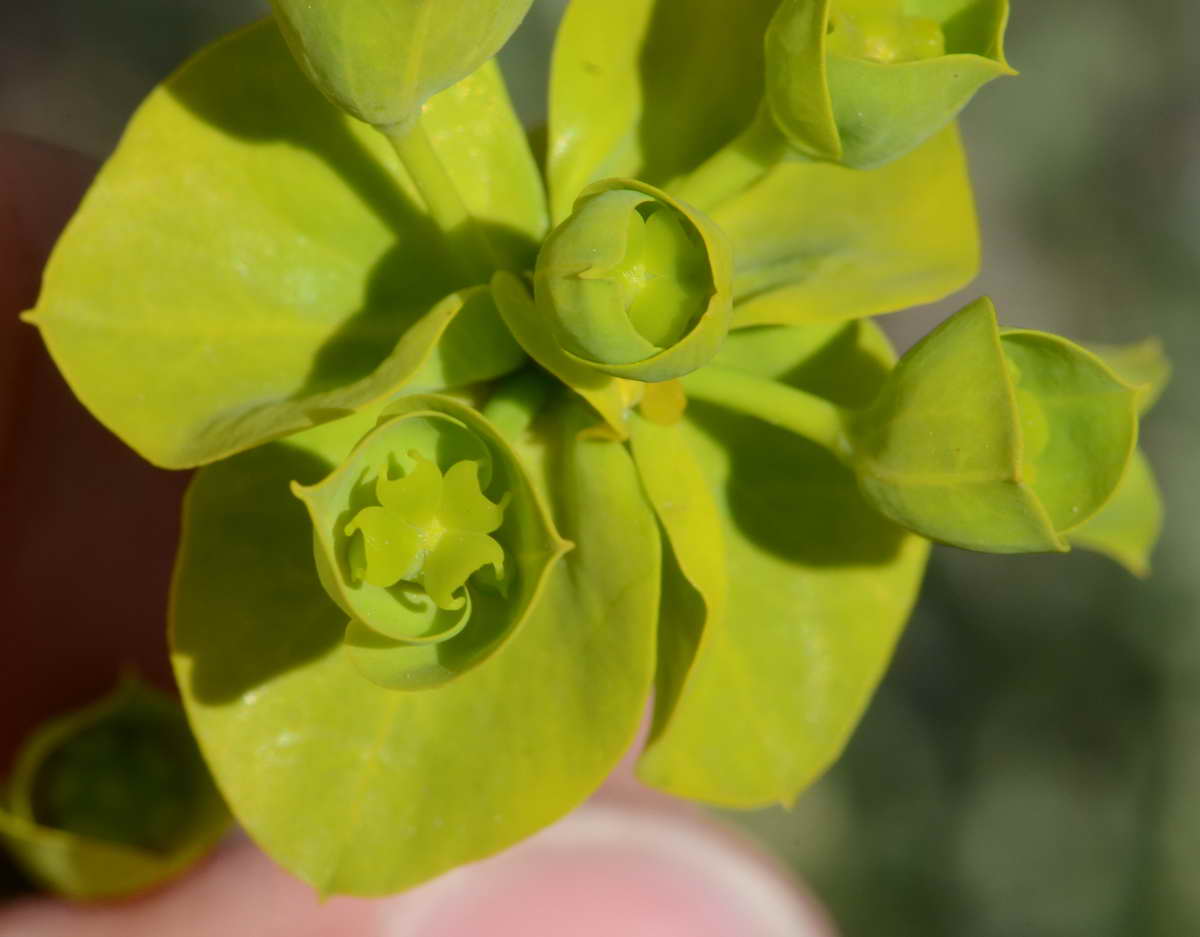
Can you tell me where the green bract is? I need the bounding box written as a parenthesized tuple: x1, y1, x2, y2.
(851, 298, 1139, 552)
(1065, 338, 1170, 575)
(24, 0, 1168, 901)
(684, 299, 1148, 557)
(270, 0, 534, 130)
(534, 179, 733, 382)
(293, 393, 566, 689)
(765, 0, 1013, 169)
(0, 680, 229, 900)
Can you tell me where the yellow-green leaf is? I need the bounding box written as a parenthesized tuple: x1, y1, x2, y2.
(716, 127, 980, 327)
(1067, 449, 1163, 577)
(547, 0, 779, 221)
(170, 398, 660, 896)
(633, 320, 926, 804)
(636, 402, 928, 804)
(29, 22, 538, 468)
(1086, 337, 1171, 415)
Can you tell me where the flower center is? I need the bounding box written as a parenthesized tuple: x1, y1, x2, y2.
(344, 452, 507, 610)
(607, 202, 710, 349)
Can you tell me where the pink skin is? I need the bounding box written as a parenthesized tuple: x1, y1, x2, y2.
(0, 133, 837, 937)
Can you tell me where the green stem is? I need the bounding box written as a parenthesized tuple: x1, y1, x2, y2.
(381, 119, 498, 283)
(681, 365, 853, 464)
(483, 368, 553, 442)
(667, 107, 789, 212)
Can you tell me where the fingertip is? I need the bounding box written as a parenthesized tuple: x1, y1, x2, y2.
(0, 836, 381, 937)
(378, 801, 838, 937)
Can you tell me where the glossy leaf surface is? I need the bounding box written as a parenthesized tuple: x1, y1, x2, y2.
(29, 22, 539, 468)
(716, 127, 979, 327)
(634, 321, 929, 804)
(270, 0, 533, 128)
(0, 680, 229, 900)
(547, 0, 779, 221)
(1068, 449, 1163, 577)
(171, 398, 660, 895)
(712, 318, 895, 408)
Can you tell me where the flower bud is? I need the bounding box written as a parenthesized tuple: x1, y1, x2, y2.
(270, 0, 533, 128)
(765, 0, 1013, 169)
(849, 298, 1140, 553)
(292, 394, 566, 690)
(534, 179, 733, 383)
(1, 679, 229, 899)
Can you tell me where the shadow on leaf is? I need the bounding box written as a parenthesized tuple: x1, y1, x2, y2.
(635, 0, 777, 186)
(687, 400, 906, 567)
(171, 440, 344, 705)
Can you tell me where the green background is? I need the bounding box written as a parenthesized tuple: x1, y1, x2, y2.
(3, 1, 1198, 932)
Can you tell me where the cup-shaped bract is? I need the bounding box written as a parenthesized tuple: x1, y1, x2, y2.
(269, 0, 533, 128)
(850, 298, 1140, 553)
(293, 394, 566, 690)
(765, 0, 1012, 169)
(534, 179, 733, 383)
(0, 679, 229, 900)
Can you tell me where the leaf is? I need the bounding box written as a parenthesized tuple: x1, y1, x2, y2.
(170, 398, 661, 896)
(552, 19, 984, 334)
(715, 126, 979, 328)
(634, 406, 928, 805)
(628, 317, 927, 804)
(546, 0, 780, 221)
(713, 317, 895, 408)
(1085, 337, 1171, 415)
(29, 22, 538, 468)
(270, 0, 533, 128)
(414, 55, 550, 269)
(0, 679, 229, 900)
(627, 414, 725, 769)
(1068, 449, 1163, 577)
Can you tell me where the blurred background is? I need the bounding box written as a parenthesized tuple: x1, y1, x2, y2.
(2, 1, 1197, 934)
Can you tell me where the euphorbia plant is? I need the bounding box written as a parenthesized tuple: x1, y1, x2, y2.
(17, 0, 1166, 899)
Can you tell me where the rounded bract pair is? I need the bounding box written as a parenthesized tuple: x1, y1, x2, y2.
(293, 395, 565, 690)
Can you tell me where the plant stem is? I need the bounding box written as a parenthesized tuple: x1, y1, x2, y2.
(381, 119, 498, 283)
(483, 368, 553, 442)
(681, 365, 853, 464)
(667, 107, 789, 212)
